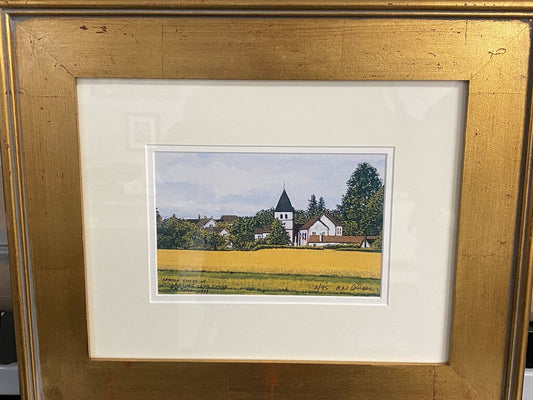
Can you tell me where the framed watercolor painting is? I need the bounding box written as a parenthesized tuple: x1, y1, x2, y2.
(2, 2, 533, 400)
(149, 146, 392, 300)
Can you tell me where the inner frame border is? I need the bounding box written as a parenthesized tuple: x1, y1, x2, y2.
(147, 145, 395, 305)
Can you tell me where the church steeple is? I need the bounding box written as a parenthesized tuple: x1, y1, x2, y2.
(274, 188, 295, 244)
(275, 189, 295, 213)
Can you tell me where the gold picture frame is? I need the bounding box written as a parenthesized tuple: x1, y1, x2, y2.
(1, 2, 533, 399)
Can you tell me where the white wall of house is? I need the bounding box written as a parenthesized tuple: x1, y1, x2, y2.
(275, 211, 293, 243)
(318, 215, 343, 236)
(319, 215, 335, 235)
(297, 230, 309, 246)
(254, 232, 270, 240)
(307, 220, 328, 236)
(310, 242, 333, 247)
(296, 215, 345, 247)
(202, 218, 216, 228)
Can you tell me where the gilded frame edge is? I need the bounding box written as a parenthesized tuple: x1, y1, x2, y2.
(0, 6, 531, 400)
(3, 0, 533, 13)
(0, 10, 38, 400)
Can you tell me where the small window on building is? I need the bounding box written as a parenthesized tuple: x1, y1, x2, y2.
(285, 214, 288, 219)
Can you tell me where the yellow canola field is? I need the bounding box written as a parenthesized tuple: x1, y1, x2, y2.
(158, 248, 381, 279)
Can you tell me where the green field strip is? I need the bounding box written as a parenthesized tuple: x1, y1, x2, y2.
(158, 269, 380, 297)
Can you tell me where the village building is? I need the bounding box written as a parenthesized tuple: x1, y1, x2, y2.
(274, 189, 295, 244)
(254, 225, 271, 241)
(219, 215, 239, 224)
(307, 234, 377, 248)
(185, 190, 375, 248)
(257, 189, 375, 248)
(296, 213, 343, 246)
(199, 218, 216, 228)
(253, 189, 296, 243)
(204, 226, 230, 238)
(185, 215, 239, 229)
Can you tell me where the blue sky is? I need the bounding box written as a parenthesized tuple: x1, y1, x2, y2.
(155, 151, 387, 218)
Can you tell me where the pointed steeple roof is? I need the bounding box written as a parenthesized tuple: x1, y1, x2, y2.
(275, 189, 295, 212)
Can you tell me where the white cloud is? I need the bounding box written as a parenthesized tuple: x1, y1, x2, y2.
(155, 151, 387, 218)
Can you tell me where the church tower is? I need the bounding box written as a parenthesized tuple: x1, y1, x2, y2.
(274, 188, 295, 244)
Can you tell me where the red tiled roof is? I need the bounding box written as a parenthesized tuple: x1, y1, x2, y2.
(196, 218, 214, 227)
(322, 211, 342, 226)
(300, 217, 324, 230)
(219, 215, 238, 223)
(299, 213, 342, 230)
(254, 225, 271, 234)
(308, 235, 378, 244)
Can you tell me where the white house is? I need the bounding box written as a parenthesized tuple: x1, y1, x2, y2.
(200, 218, 217, 228)
(254, 225, 271, 240)
(205, 226, 230, 237)
(185, 215, 237, 229)
(218, 215, 238, 224)
(296, 213, 343, 246)
(185, 217, 218, 228)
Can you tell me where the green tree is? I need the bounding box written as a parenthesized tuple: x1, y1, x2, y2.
(361, 186, 384, 236)
(307, 194, 318, 218)
(318, 197, 326, 214)
(229, 217, 256, 250)
(185, 226, 206, 249)
(254, 208, 275, 228)
(205, 230, 227, 250)
(294, 210, 308, 225)
(371, 234, 382, 250)
(157, 214, 194, 249)
(338, 163, 383, 235)
(267, 219, 290, 245)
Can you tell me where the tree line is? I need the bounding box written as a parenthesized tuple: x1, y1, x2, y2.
(156, 210, 291, 251)
(157, 162, 384, 251)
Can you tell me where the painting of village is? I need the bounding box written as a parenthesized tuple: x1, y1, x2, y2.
(154, 150, 388, 297)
